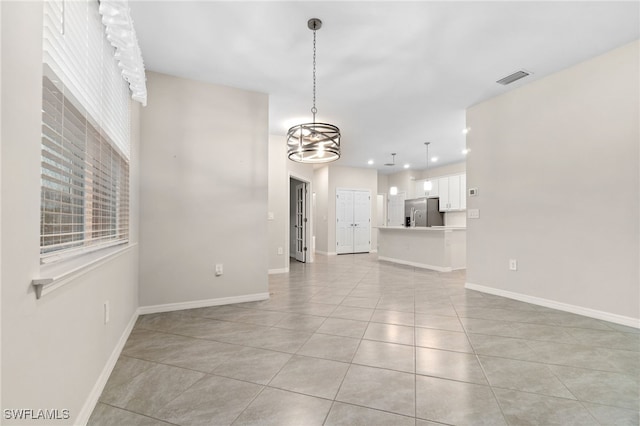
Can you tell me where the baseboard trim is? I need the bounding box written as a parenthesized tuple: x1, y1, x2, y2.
(76, 291, 272, 424)
(268, 267, 289, 275)
(138, 292, 271, 315)
(77, 309, 139, 425)
(315, 250, 337, 256)
(465, 282, 640, 329)
(378, 256, 452, 272)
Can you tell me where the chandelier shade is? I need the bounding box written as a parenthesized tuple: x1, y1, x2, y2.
(287, 18, 341, 163)
(287, 122, 341, 163)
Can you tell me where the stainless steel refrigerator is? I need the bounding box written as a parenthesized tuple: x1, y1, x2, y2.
(404, 197, 444, 227)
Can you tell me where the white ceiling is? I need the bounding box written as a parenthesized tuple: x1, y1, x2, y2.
(129, 1, 639, 173)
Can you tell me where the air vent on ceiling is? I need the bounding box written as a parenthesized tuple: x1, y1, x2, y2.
(496, 70, 530, 85)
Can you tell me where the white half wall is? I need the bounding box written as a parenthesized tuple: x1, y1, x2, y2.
(1, 2, 141, 423)
(138, 72, 269, 307)
(466, 40, 639, 325)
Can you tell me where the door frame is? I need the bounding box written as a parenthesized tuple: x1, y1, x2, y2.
(294, 181, 306, 262)
(288, 173, 313, 264)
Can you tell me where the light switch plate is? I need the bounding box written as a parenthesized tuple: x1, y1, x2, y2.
(468, 209, 480, 219)
(509, 259, 518, 271)
(268, 212, 274, 220)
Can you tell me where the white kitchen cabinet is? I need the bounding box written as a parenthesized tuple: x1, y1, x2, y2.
(438, 173, 466, 212)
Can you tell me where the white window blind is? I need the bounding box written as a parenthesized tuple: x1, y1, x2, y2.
(41, 0, 130, 261)
(43, 0, 130, 158)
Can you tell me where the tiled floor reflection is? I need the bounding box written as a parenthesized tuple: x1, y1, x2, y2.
(89, 254, 640, 425)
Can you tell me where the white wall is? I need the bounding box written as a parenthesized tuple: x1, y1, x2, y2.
(1, 2, 141, 423)
(313, 166, 330, 254)
(386, 169, 414, 199)
(267, 134, 314, 272)
(138, 72, 269, 307)
(267, 135, 288, 272)
(0, 0, 4, 411)
(466, 40, 639, 325)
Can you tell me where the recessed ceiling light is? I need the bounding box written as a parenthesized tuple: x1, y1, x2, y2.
(462, 127, 470, 134)
(462, 149, 470, 155)
(367, 159, 374, 165)
(431, 157, 438, 162)
(403, 164, 410, 169)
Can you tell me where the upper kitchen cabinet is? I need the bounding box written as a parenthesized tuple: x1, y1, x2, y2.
(414, 178, 439, 198)
(437, 173, 466, 212)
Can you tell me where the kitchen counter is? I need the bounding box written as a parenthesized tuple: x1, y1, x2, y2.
(377, 226, 466, 231)
(377, 226, 466, 272)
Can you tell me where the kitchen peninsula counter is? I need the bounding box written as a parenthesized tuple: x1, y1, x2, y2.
(376, 226, 466, 272)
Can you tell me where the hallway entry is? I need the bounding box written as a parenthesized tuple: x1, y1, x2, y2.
(290, 177, 309, 263)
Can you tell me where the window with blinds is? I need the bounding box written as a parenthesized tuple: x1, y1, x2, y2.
(41, 0, 130, 262)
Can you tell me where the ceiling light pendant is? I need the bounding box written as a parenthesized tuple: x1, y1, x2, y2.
(287, 18, 341, 163)
(424, 142, 433, 191)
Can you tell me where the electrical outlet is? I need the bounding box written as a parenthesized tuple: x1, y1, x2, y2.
(277, 247, 283, 255)
(215, 264, 223, 276)
(509, 259, 518, 271)
(104, 301, 110, 324)
(468, 209, 480, 219)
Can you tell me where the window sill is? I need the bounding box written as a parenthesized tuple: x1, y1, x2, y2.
(32, 243, 137, 299)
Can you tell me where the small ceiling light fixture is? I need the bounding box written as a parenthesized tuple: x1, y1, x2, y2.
(287, 18, 340, 163)
(424, 142, 433, 191)
(367, 159, 374, 165)
(390, 186, 398, 196)
(431, 157, 439, 162)
(404, 164, 410, 169)
(462, 148, 470, 155)
(462, 127, 470, 135)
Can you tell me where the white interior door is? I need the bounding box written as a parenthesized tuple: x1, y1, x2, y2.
(336, 190, 354, 254)
(294, 182, 306, 262)
(336, 189, 370, 254)
(353, 191, 371, 253)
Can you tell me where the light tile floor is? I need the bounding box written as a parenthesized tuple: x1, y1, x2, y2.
(89, 254, 640, 425)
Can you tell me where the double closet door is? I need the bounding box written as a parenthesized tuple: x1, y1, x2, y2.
(336, 189, 371, 254)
